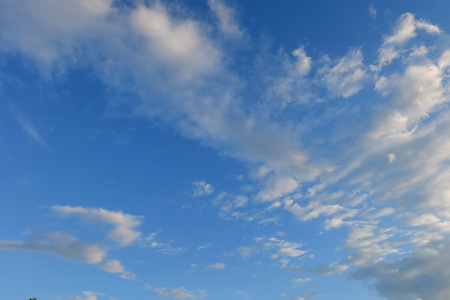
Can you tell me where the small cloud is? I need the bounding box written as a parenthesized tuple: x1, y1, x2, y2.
(207, 262, 226, 269)
(292, 278, 312, 285)
(98, 260, 124, 273)
(192, 180, 214, 197)
(368, 3, 376, 19)
(388, 153, 396, 163)
(142, 232, 184, 255)
(68, 291, 105, 300)
(10, 104, 45, 146)
(208, 0, 243, 38)
(198, 243, 212, 250)
(120, 271, 136, 280)
(154, 287, 206, 299)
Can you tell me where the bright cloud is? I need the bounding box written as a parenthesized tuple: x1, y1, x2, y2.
(52, 205, 142, 246)
(2, 1, 450, 300)
(68, 291, 105, 300)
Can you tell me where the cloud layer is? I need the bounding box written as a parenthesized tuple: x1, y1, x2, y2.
(1, 1, 450, 299)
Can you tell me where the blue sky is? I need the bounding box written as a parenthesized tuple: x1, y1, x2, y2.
(1, 0, 450, 299)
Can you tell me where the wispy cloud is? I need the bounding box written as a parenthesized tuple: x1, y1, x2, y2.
(153, 287, 207, 299)
(206, 262, 226, 270)
(9, 104, 45, 146)
(2, 1, 450, 298)
(0, 232, 106, 264)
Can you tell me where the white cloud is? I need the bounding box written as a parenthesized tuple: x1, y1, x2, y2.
(292, 46, 311, 76)
(319, 48, 367, 98)
(213, 192, 249, 219)
(373, 62, 444, 138)
(0, 232, 106, 264)
(0, 0, 112, 74)
(154, 287, 206, 299)
(292, 278, 312, 284)
(120, 271, 136, 280)
(256, 175, 299, 202)
(207, 262, 226, 269)
(208, 0, 243, 38)
(52, 205, 142, 246)
(237, 236, 307, 264)
(98, 260, 124, 273)
(4, 5, 450, 299)
(68, 291, 105, 300)
(315, 263, 349, 275)
(142, 232, 184, 255)
(284, 197, 343, 222)
(131, 3, 221, 81)
(192, 180, 214, 196)
(378, 13, 441, 67)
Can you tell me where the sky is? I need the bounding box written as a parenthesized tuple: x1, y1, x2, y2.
(1, 0, 450, 299)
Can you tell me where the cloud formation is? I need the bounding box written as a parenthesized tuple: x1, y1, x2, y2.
(52, 205, 142, 246)
(0, 232, 106, 264)
(153, 287, 207, 299)
(2, 1, 450, 298)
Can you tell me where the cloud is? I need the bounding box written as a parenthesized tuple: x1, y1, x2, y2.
(9, 104, 45, 146)
(153, 287, 207, 299)
(213, 192, 249, 219)
(292, 278, 312, 284)
(192, 180, 214, 197)
(0, 232, 106, 264)
(52, 205, 142, 246)
(4, 3, 450, 298)
(352, 240, 450, 300)
(207, 262, 226, 269)
(208, 0, 243, 38)
(368, 4, 376, 19)
(130, 2, 222, 81)
(98, 259, 124, 273)
(68, 291, 105, 300)
(142, 232, 184, 255)
(0, 0, 112, 75)
(292, 47, 312, 76)
(378, 13, 441, 67)
(197, 243, 212, 250)
(318, 48, 367, 98)
(237, 236, 308, 265)
(284, 197, 343, 222)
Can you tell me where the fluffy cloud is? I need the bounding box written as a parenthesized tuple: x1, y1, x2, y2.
(319, 48, 367, 98)
(4, 1, 450, 298)
(52, 205, 142, 246)
(378, 13, 441, 67)
(98, 260, 124, 273)
(192, 180, 214, 197)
